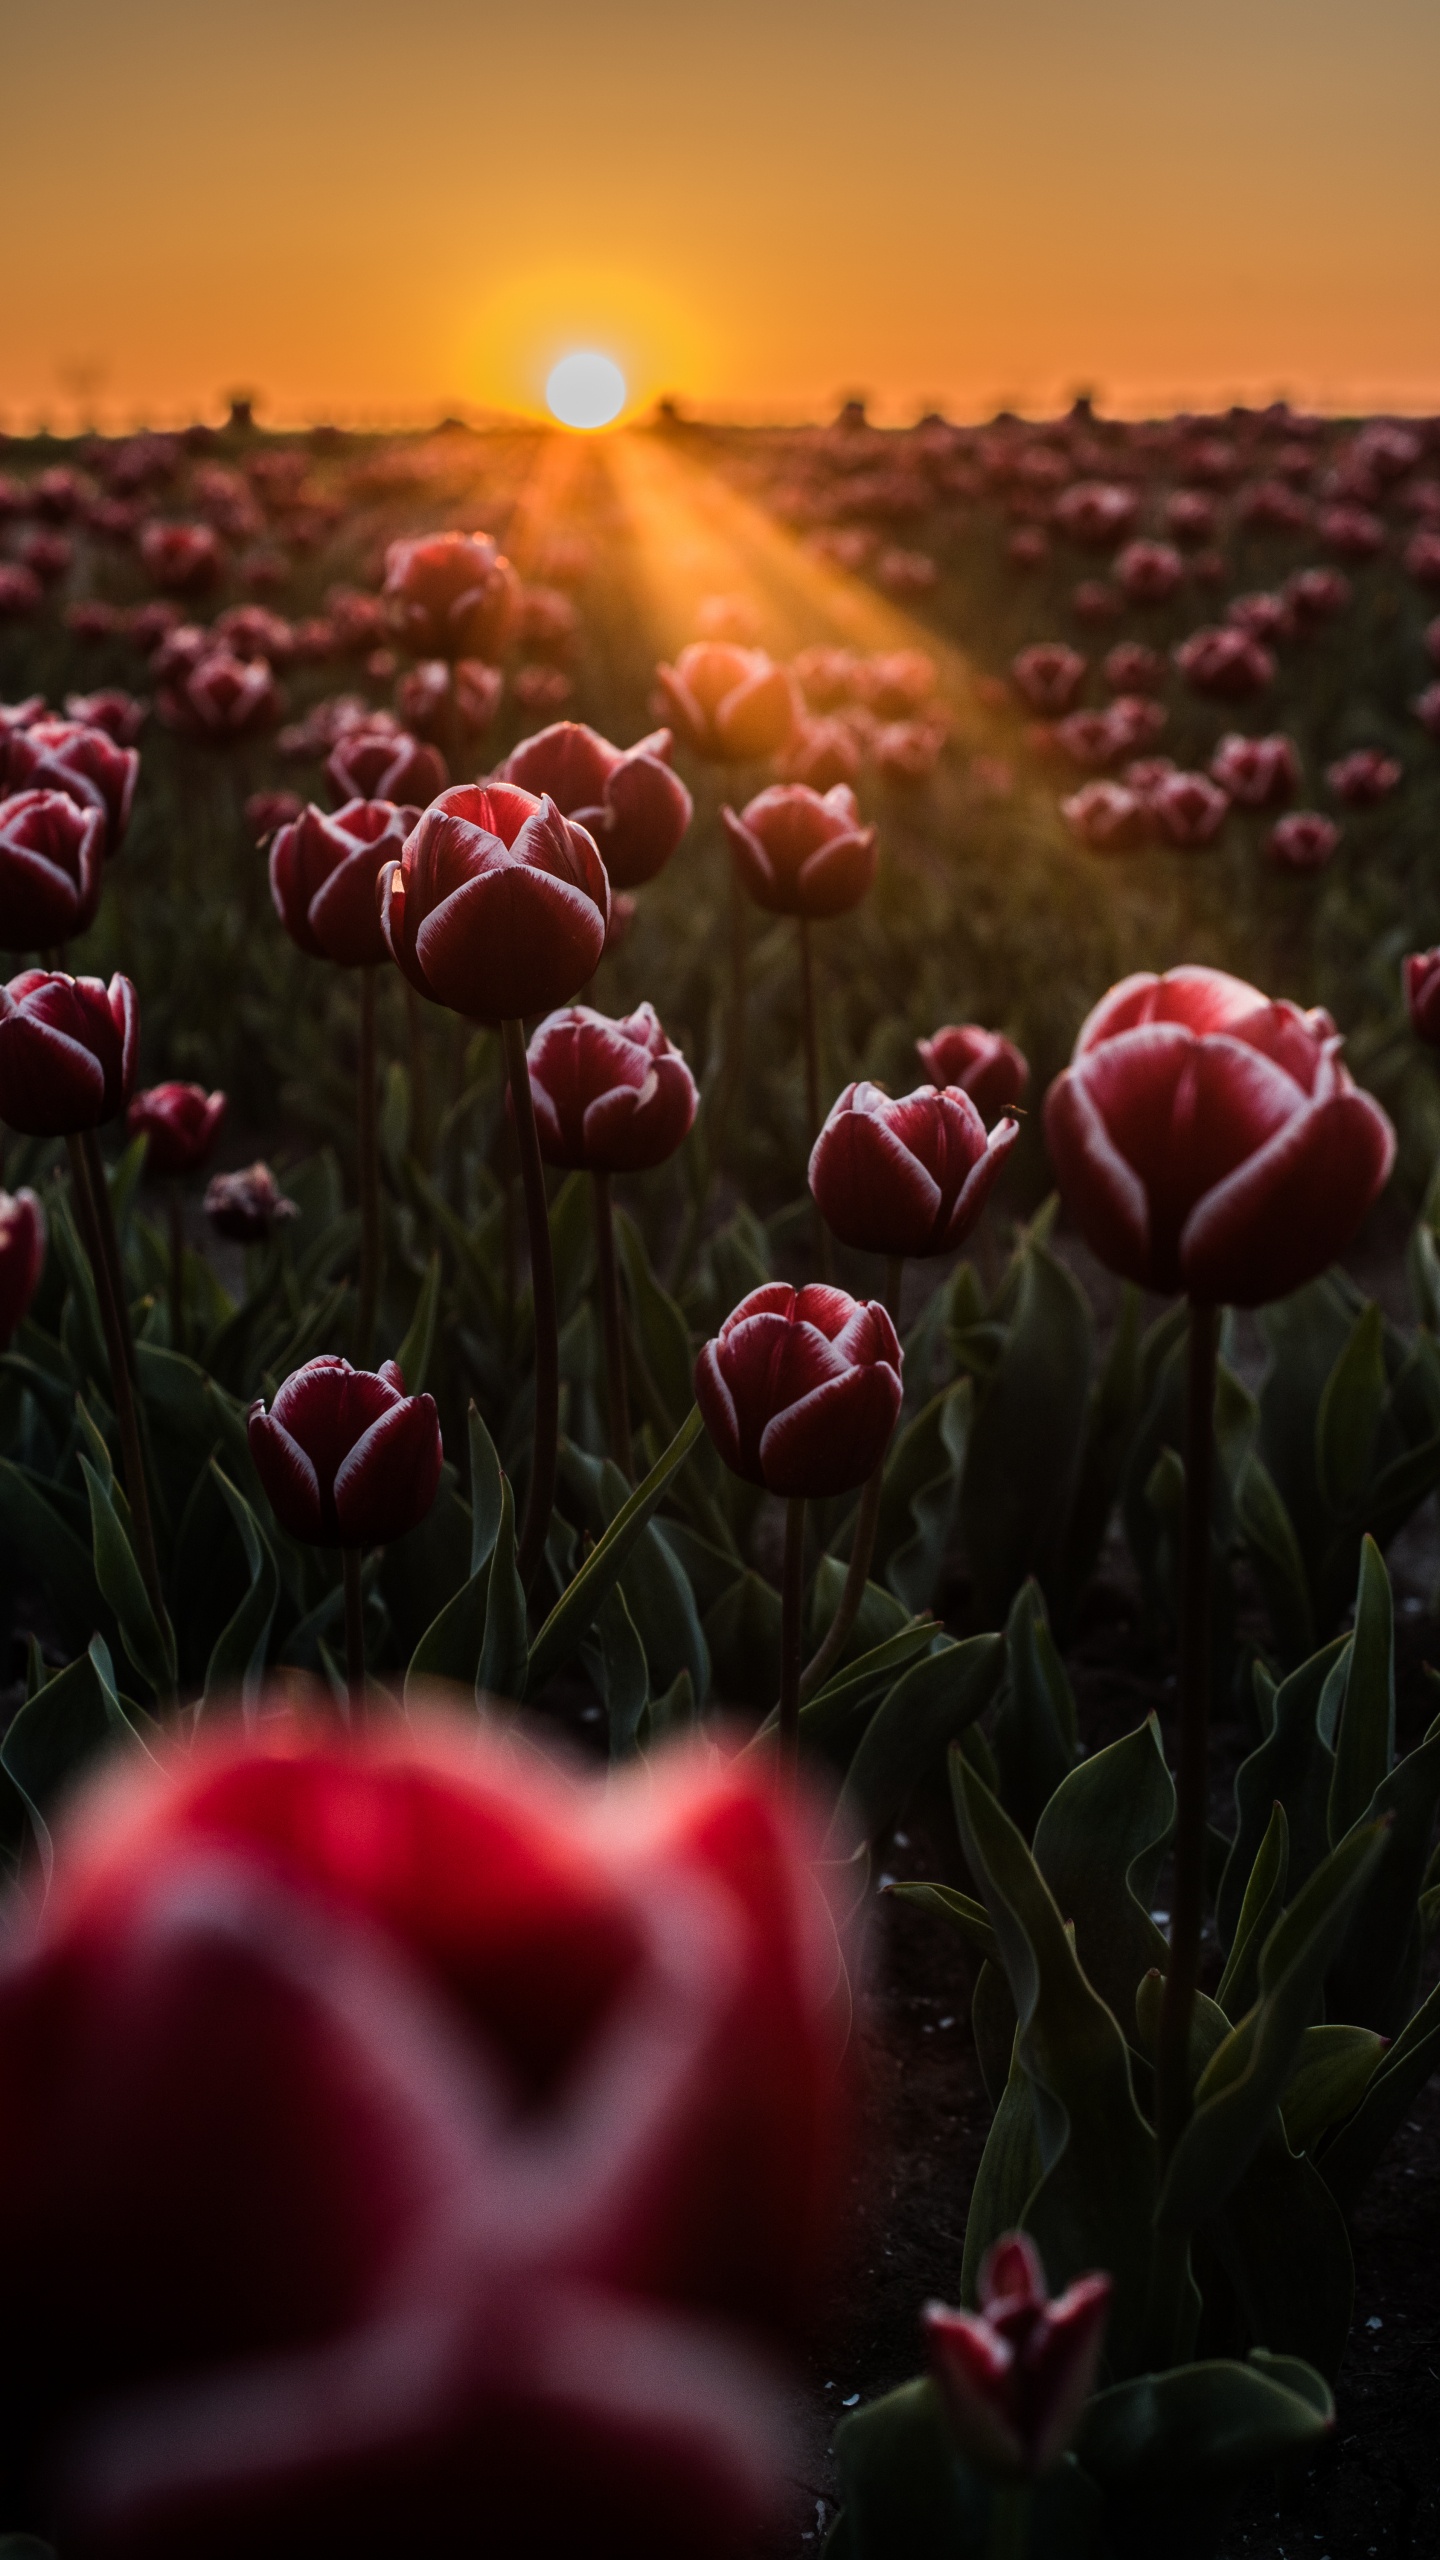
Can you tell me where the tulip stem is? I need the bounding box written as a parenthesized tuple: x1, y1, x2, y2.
(168, 1182, 186, 1355)
(342, 1546, 365, 1712)
(798, 1255, 903, 1701)
(779, 1495, 807, 1779)
(356, 964, 380, 1362)
(797, 918, 830, 1275)
(1155, 1296, 1220, 2169)
(591, 1173, 633, 1480)
(405, 979, 429, 1158)
(68, 1133, 168, 1650)
(502, 1017, 559, 1595)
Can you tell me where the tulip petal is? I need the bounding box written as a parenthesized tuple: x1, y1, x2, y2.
(1180, 1087, 1395, 1307)
(334, 1395, 443, 1548)
(1043, 1062, 1154, 1288)
(248, 1412, 326, 1542)
(414, 868, 606, 1023)
(758, 1361, 902, 1498)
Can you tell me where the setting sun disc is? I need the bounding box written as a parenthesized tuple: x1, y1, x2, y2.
(546, 350, 627, 430)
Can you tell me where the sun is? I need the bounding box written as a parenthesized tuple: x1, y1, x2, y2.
(546, 351, 627, 431)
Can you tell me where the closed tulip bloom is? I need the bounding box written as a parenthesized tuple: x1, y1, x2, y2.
(1071, 578, 1122, 624)
(384, 530, 519, 661)
(777, 715, 863, 791)
(1010, 642, 1086, 714)
(1115, 539, 1184, 603)
(0, 968, 137, 1136)
(204, 1161, 298, 1243)
(1405, 529, 1440, 590)
(1060, 779, 1147, 851)
(0, 790, 106, 946)
(874, 719, 944, 785)
(1209, 732, 1300, 809)
(1285, 565, 1351, 625)
(63, 688, 147, 745)
(0, 1187, 45, 1344)
(916, 1024, 1030, 1119)
(1053, 481, 1139, 547)
(127, 1081, 227, 1178)
(1326, 747, 1402, 806)
(326, 725, 446, 806)
(1320, 504, 1385, 561)
(695, 1282, 902, 1499)
(161, 650, 283, 740)
(0, 566, 43, 619)
(1043, 964, 1395, 1305)
(248, 1355, 442, 1548)
(1174, 627, 1274, 700)
(721, 783, 876, 919)
(270, 798, 416, 967)
(139, 519, 224, 593)
(1226, 590, 1294, 645)
(1163, 489, 1218, 546)
(3, 718, 138, 856)
(380, 783, 609, 1024)
(396, 656, 504, 742)
(245, 787, 302, 845)
(1151, 769, 1229, 848)
(654, 643, 799, 763)
(1404, 949, 1440, 1045)
(1102, 641, 1164, 695)
(810, 1081, 1018, 1258)
(1268, 811, 1340, 872)
(526, 1002, 697, 1173)
(925, 2234, 1111, 2480)
(497, 721, 693, 889)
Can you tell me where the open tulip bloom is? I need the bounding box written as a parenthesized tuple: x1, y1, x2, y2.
(925, 2233, 1111, 2481)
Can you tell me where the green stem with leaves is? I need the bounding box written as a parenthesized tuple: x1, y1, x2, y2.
(355, 963, 381, 1362)
(779, 1494, 807, 1779)
(799, 1253, 903, 1699)
(502, 1016, 559, 1594)
(1155, 1296, 1220, 2166)
(67, 1132, 167, 1641)
(591, 1171, 633, 1479)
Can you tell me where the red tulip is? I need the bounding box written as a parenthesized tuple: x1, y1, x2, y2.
(0, 1186, 45, 1344)
(1236, 479, 1312, 534)
(1071, 579, 1122, 624)
(383, 530, 519, 661)
(3, 718, 138, 856)
(244, 788, 302, 845)
(777, 716, 863, 791)
(160, 650, 283, 740)
(1173, 627, 1274, 701)
(496, 722, 693, 889)
(395, 657, 504, 743)
(1053, 481, 1139, 548)
(325, 725, 446, 806)
(214, 603, 296, 665)
(138, 519, 224, 594)
(204, 1161, 298, 1243)
(1209, 732, 1300, 810)
(1115, 539, 1184, 603)
(653, 643, 798, 763)
(1226, 591, 1294, 646)
(19, 530, 72, 584)
(1415, 681, 1440, 741)
(924, 2233, 1111, 2479)
(0, 1716, 843, 2555)
(695, 1282, 902, 1498)
(873, 719, 944, 785)
(1404, 949, 1440, 1045)
(1010, 643, 1086, 714)
(127, 1082, 227, 1178)
(916, 1024, 1030, 1119)
(1043, 964, 1394, 1304)
(270, 799, 416, 967)
(0, 968, 137, 1136)
(1151, 769, 1229, 848)
(1268, 811, 1340, 872)
(809, 1080, 1017, 1258)
(513, 663, 572, 715)
(0, 696, 44, 739)
(1007, 525, 1049, 568)
(0, 790, 106, 946)
(721, 784, 876, 919)
(1162, 490, 1217, 546)
(1319, 504, 1385, 562)
(248, 1355, 442, 1548)
(526, 1003, 697, 1173)
(858, 651, 937, 717)
(1326, 748, 1402, 806)
(0, 566, 43, 619)
(1285, 566, 1351, 626)
(380, 783, 609, 1024)
(793, 646, 862, 709)
(1102, 642, 1164, 695)
(1060, 780, 1147, 851)
(63, 690, 147, 746)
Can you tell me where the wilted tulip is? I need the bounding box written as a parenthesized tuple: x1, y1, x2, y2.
(1268, 811, 1340, 872)
(326, 724, 446, 806)
(1010, 643, 1086, 714)
(525, 1002, 697, 1174)
(695, 1282, 902, 1499)
(384, 530, 519, 661)
(0, 1186, 45, 1344)
(1044, 964, 1394, 1304)
(161, 649, 283, 740)
(924, 2234, 1111, 2479)
(249, 1354, 442, 1548)
(721, 783, 876, 918)
(654, 643, 798, 762)
(1060, 779, 1147, 851)
(3, 718, 138, 855)
(0, 791, 106, 947)
(1115, 539, 1184, 603)
(138, 519, 224, 594)
(127, 1081, 227, 1177)
(380, 783, 609, 1024)
(809, 1081, 1017, 1258)
(63, 688, 147, 745)
(0, 968, 137, 1136)
(1404, 949, 1440, 1045)
(1173, 627, 1274, 701)
(1151, 769, 1229, 847)
(1326, 747, 1402, 806)
(270, 798, 415, 967)
(204, 1161, 298, 1243)
(496, 721, 693, 889)
(917, 1024, 1030, 1119)
(1209, 732, 1300, 809)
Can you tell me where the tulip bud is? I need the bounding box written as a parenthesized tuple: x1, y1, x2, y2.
(810, 1081, 1017, 1259)
(326, 726, 447, 807)
(1326, 748, 1402, 807)
(0, 969, 137, 1136)
(380, 783, 609, 1025)
(1010, 643, 1086, 714)
(0, 1187, 46, 1345)
(924, 2233, 1111, 2478)
(383, 531, 519, 662)
(270, 798, 417, 967)
(3, 718, 138, 857)
(127, 1082, 227, 1179)
(204, 1161, 298, 1243)
(1208, 732, 1300, 810)
(721, 783, 876, 919)
(653, 643, 799, 763)
(695, 1282, 902, 1499)
(248, 1354, 443, 1547)
(0, 790, 106, 947)
(526, 1003, 697, 1173)
(916, 1025, 1030, 1120)
(1268, 811, 1340, 872)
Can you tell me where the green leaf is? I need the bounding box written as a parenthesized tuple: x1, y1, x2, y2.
(1214, 1803, 1289, 2021)
(1031, 1717, 1174, 2039)
(477, 1474, 528, 1703)
(889, 1880, 999, 1965)
(524, 1405, 703, 1695)
(876, 1379, 971, 1616)
(395, 1251, 441, 1393)
(1217, 1637, 1347, 1945)
(598, 1583, 648, 1759)
(1078, 2351, 1332, 2551)
(614, 1206, 694, 1432)
(1, 1639, 148, 1880)
(1327, 1535, 1395, 1846)
(1280, 2024, 1386, 2154)
(830, 1633, 1003, 1844)
(829, 2376, 1098, 2560)
(467, 1401, 504, 1576)
(1320, 1971, 1440, 2209)
(1212, 2115, 1355, 2378)
(1056, 1279, 1142, 1625)
(201, 1464, 279, 1706)
(958, 1241, 1093, 1625)
(992, 1577, 1080, 1838)
(80, 1455, 176, 1699)
(1328, 1708, 1440, 2034)
(1315, 1301, 1386, 1517)
(0, 1458, 104, 1644)
(1235, 1453, 1316, 1667)
(705, 1569, 783, 1712)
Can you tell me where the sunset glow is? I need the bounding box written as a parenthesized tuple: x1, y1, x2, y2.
(545, 352, 627, 430)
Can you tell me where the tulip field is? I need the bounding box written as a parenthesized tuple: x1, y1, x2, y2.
(0, 401, 1439, 2559)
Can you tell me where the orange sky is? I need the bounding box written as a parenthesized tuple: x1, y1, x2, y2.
(6, 0, 1440, 428)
